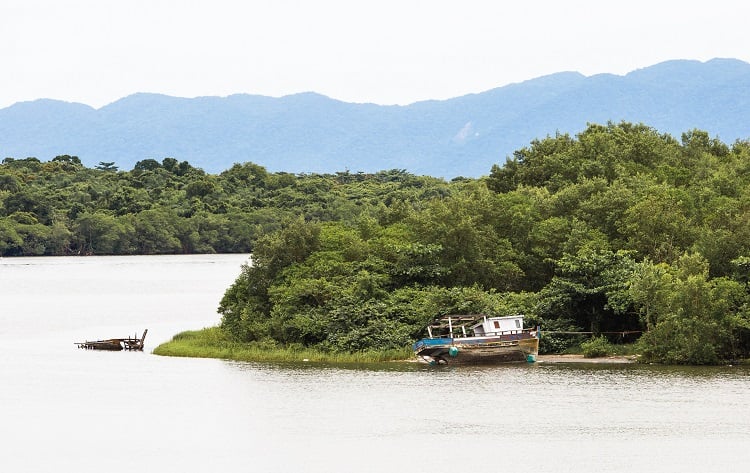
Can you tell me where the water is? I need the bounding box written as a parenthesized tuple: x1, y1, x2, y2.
(1, 256, 749, 473)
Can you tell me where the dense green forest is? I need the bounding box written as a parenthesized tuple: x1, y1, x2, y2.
(4, 122, 750, 363)
(0, 155, 443, 256)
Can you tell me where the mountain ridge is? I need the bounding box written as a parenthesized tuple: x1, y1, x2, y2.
(2, 58, 749, 177)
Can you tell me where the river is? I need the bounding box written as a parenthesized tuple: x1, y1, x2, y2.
(1, 255, 749, 473)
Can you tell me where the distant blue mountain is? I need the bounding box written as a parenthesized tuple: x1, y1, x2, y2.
(2, 58, 749, 177)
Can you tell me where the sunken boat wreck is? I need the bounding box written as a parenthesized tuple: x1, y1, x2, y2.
(413, 315, 539, 365)
(76, 329, 148, 351)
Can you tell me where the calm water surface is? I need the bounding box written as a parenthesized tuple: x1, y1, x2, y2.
(1, 255, 749, 473)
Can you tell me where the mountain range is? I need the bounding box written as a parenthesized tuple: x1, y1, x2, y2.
(2, 58, 749, 177)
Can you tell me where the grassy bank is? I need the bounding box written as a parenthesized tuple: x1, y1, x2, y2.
(153, 327, 414, 363)
(154, 327, 748, 365)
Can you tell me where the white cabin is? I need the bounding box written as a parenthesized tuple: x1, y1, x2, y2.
(471, 315, 524, 336)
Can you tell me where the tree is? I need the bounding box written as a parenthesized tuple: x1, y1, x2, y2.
(628, 260, 672, 332)
(537, 246, 636, 335)
(620, 186, 695, 262)
(486, 132, 577, 192)
(0, 218, 23, 255)
(95, 161, 119, 172)
(185, 177, 218, 199)
(636, 253, 750, 364)
(0, 174, 22, 193)
(130, 209, 182, 254)
(133, 159, 162, 171)
(52, 155, 82, 165)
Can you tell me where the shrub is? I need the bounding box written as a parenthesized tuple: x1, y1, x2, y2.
(581, 336, 614, 358)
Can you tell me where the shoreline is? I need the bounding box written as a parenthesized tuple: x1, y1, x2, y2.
(156, 328, 642, 364)
(537, 354, 637, 364)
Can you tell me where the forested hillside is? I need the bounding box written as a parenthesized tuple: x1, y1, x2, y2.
(4, 122, 750, 363)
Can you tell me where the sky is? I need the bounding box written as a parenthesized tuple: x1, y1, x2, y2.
(2, 0, 749, 110)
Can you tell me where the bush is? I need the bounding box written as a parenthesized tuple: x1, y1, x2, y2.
(581, 336, 614, 358)
(637, 320, 721, 365)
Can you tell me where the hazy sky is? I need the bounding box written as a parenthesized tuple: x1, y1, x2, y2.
(2, 0, 748, 109)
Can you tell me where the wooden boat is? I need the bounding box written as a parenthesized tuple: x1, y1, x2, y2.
(413, 315, 539, 364)
(76, 329, 148, 351)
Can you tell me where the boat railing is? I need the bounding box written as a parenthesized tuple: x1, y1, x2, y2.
(423, 327, 537, 340)
(480, 329, 528, 337)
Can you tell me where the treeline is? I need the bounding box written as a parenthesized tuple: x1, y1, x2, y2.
(0, 155, 444, 256)
(217, 122, 750, 364)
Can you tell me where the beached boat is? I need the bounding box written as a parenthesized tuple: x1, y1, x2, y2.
(413, 315, 539, 364)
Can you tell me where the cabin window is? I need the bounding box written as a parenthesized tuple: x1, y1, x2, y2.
(493, 321, 500, 329)
(515, 319, 521, 328)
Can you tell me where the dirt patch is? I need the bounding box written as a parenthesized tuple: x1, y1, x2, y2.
(537, 354, 637, 364)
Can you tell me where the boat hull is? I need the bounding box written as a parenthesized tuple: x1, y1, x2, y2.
(76, 330, 147, 351)
(414, 335, 539, 365)
(80, 340, 124, 351)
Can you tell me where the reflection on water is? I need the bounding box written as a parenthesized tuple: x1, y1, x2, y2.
(1, 256, 749, 473)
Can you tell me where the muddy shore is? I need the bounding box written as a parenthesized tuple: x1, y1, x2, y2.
(537, 354, 637, 364)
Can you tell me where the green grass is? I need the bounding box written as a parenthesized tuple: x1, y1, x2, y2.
(153, 327, 414, 363)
